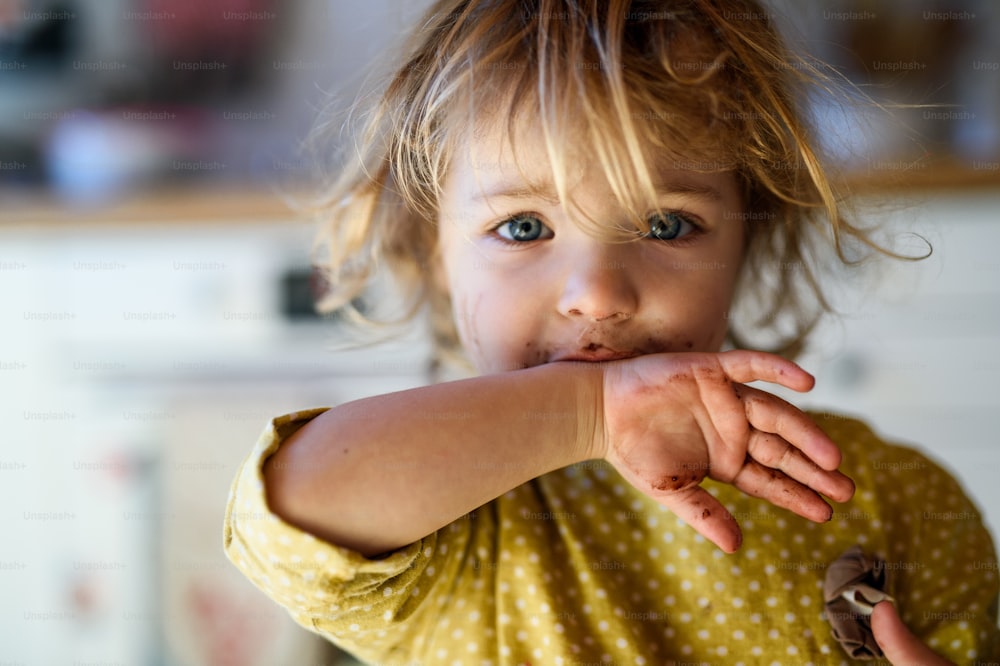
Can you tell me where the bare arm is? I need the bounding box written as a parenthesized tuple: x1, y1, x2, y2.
(265, 351, 854, 557)
(264, 362, 603, 556)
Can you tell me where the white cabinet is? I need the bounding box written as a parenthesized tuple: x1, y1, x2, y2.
(0, 216, 428, 664)
(777, 191, 1000, 538)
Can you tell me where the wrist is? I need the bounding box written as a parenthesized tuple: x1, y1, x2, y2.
(570, 362, 607, 463)
(523, 361, 605, 465)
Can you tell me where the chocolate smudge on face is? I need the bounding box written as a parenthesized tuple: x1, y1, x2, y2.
(457, 293, 486, 370)
(537, 346, 550, 366)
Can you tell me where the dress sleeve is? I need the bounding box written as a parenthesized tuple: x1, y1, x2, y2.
(222, 409, 480, 663)
(879, 447, 1000, 663)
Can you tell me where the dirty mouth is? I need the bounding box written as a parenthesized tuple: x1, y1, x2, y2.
(551, 347, 642, 363)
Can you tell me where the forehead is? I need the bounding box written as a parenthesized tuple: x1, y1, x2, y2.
(461, 112, 574, 191)
(446, 109, 739, 207)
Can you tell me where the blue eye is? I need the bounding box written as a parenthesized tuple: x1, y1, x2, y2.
(496, 214, 551, 242)
(647, 211, 696, 241)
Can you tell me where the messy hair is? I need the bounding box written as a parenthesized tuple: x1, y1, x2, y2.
(310, 0, 912, 369)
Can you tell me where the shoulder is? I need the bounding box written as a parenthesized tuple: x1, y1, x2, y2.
(809, 410, 915, 458)
(807, 410, 994, 570)
(808, 410, 992, 537)
(808, 410, 957, 491)
(806, 412, 1000, 661)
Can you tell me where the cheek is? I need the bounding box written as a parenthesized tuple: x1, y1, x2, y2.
(663, 256, 742, 350)
(446, 266, 522, 368)
(691, 277, 735, 336)
(448, 274, 485, 349)
(704, 259, 744, 348)
(457, 267, 552, 372)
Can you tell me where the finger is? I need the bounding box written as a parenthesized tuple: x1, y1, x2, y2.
(747, 429, 855, 502)
(658, 486, 742, 553)
(737, 385, 844, 472)
(871, 601, 954, 666)
(716, 350, 815, 392)
(731, 459, 834, 523)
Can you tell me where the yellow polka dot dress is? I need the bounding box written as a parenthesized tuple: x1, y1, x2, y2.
(224, 410, 1000, 664)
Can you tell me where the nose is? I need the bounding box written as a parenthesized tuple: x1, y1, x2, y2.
(556, 245, 639, 322)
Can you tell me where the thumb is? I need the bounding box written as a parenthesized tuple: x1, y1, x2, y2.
(871, 601, 953, 666)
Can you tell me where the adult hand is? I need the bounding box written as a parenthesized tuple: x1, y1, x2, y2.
(872, 601, 955, 666)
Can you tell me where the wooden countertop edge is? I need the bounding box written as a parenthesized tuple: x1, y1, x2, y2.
(0, 187, 321, 226)
(841, 163, 1000, 195)
(1, 167, 998, 226)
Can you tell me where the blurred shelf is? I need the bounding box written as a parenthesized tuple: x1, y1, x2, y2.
(0, 185, 315, 226)
(842, 158, 1000, 194)
(1, 160, 997, 229)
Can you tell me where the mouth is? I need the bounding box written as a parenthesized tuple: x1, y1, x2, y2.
(549, 346, 643, 363)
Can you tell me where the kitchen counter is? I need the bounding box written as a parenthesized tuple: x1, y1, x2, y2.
(0, 186, 313, 226)
(2, 159, 998, 227)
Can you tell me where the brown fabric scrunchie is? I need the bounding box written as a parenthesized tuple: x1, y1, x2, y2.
(823, 545, 895, 659)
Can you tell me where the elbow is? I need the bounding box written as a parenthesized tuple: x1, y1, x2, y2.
(261, 424, 320, 530)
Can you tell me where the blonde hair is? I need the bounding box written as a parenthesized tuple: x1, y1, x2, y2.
(310, 0, 917, 369)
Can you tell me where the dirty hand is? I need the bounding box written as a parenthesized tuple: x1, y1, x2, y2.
(599, 350, 855, 552)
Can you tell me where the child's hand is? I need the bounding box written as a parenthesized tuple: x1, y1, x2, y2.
(598, 350, 855, 552)
(871, 601, 955, 665)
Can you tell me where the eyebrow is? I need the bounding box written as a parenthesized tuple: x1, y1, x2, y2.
(471, 183, 560, 204)
(471, 179, 724, 204)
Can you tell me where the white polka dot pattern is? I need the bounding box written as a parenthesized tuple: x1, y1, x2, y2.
(223, 409, 1000, 664)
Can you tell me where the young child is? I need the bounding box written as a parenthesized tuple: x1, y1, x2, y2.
(224, 0, 999, 663)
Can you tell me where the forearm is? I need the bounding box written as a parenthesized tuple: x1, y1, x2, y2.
(264, 362, 602, 556)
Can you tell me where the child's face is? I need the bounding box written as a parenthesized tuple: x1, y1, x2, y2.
(436, 118, 746, 374)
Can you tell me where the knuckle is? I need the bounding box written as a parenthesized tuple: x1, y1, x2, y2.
(776, 442, 795, 469)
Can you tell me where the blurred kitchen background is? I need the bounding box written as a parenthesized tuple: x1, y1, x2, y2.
(1, 0, 998, 664)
